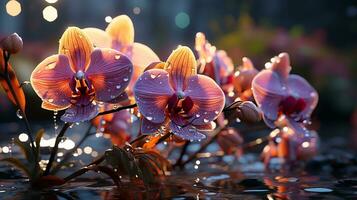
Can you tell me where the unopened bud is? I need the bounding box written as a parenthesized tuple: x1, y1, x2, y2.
(0, 33, 23, 54)
(236, 101, 262, 123)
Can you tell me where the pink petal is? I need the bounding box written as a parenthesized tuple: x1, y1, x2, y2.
(270, 52, 291, 80)
(85, 48, 133, 102)
(184, 75, 225, 126)
(287, 75, 318, 119)
(252, 70, 288, 122)
(134, 69, 174, 123)
(61, 104, 99, 122)
(170, 121, 206, 141)
(141, 118, 163, 133)
(30, 54, 73, 109)
(131, 42, 160, 68)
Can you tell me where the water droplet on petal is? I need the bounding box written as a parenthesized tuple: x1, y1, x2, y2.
(203, 118, 209, 123)
(116, 85, 121, 89)
(214, 111, 219, 115)
(114, 54, 121, 60)
(195, 114, 200, 118)
(146, 116, 153, 121)
(48, 99, 54, 103)
(123, 77, 129, 82)
(150, 74, 156, 79)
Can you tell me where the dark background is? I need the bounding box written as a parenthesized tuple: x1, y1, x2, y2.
(0, 0, 356, 144)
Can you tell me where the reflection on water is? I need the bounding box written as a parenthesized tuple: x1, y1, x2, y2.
(1, 161, 357, 199)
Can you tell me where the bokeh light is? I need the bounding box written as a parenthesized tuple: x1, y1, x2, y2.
(18, 133, 28, 142)
(175, 12, 190, 29)
(133, 7, 141, 15)
(105, 16, 112, 23)
(42, 6, 58, 22)
(45, 0, 58, 3)
(6, 0, 22, 17)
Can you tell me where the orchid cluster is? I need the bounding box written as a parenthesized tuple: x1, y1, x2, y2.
(0, 15, 319, 190)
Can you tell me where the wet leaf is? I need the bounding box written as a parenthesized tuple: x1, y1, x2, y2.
(1, 158, 31, 178)
(0, 50, 26, 111)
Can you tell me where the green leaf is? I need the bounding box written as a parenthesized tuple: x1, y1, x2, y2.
(1, 158, 31, 178)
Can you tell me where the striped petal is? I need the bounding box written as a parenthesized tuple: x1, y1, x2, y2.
(134, 69, 174, 123)
(58, 27, 94, 72)
(164, 46, 197, 92)
(30, 54, 73, 109)
(185, 75, 225, 126)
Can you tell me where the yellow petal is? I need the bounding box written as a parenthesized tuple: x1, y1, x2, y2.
(164, 46, 197, 91)
(58, 27, 94, 71)
(105, 15, 134, 48)
(83, 27, 112, 48)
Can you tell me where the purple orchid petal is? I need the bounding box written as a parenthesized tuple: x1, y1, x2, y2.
(61, 104, 99, 122)
(170, 121, 206, 141)
(85, 48, 133, 102)
(134, 69, 174, 123)
(111, 110, 131, 131)
(30, 54, 74, 109)
(141, 118, 163, 133)
(107, 92, 129, 104)
(287, 75, 318, 119)
(252, 70, 288, 122)
(184, 74, 225, 126)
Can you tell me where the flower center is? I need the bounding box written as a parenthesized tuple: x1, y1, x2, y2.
(279, 96, 306, 117)
(70, 71, 95, 107)
(167, 93, 194, 117)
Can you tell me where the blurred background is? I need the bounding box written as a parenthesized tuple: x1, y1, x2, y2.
(0, 0, 356, 147)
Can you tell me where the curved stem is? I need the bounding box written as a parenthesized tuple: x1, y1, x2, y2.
(51, 124, 93, 174)
(44, 122, 72, 175)
(63, 154, 105, 182)
(176, 127, 222, 168)
(98, 104, 137, 116)
(174, 141, 190, 167)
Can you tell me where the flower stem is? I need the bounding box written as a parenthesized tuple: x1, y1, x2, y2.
(51, 124, 93, 174)
(44, 122, 72, 175)
(63, 154, 105, 182)
(98, 104, 137, 116)
(176, 127, 222, 168)
(174, 141, 190, 168)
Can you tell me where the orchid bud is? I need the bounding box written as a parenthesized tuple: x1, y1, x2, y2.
(236, 101, 262, 123)
(0, 33, 23, 54)
(217, 128, 243, 155)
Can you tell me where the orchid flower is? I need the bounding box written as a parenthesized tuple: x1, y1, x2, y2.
(233, 57, 258, 101)
(31, 27, 133, 122)
(133, 46, 225, 140)
(93, 109, 132, 146)
(262, 117, 319, 165)
(195, 32, 235, 99)
(83, 15, 160, 93)
(252, 53, 318, 129)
